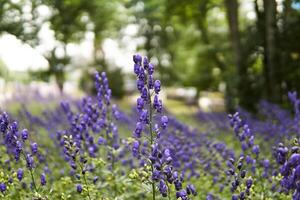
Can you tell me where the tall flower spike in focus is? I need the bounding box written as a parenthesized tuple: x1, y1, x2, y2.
(131, 54, 196, 200)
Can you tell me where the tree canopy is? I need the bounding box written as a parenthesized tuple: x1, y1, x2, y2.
(1, 0, 300, 110)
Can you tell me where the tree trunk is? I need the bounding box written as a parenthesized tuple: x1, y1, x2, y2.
(198, 1, 226, 71)
(198, 1, 236, 111)
(224, 0, 243, 76)
(224, 0, 251, 109)
(263, 0, 278, 102)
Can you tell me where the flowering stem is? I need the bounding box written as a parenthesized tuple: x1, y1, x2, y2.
(21, 151, 38, 193)
(166, 182, 171, 200)
(149, 105, 153, 145)
(148, 90, 156, 200)
(107, 106, 116, 172)
(102, 100, 114, 170)
(78, 162, 92, 200)
(151, 166, 156, 200)
(29, 169, 37, 192)
(105, 104, 118, 196)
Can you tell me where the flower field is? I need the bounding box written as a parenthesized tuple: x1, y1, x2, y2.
(0, 55, 300, 200)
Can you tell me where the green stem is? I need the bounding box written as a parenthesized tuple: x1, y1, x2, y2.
(21, 151, 38, 193)
(79, 163, 92, 200)
(167, 182, 171, 200)
(106, 102, 118, 196)
(152, 179, 156, 200)
(104, 100, 115, 171)
(148, 90, 156, 200)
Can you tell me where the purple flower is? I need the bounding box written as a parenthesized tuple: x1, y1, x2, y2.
(143, 56, 149, 69)
(152, 170, 161, 181)
(76, 184, 83, 193)
(294, 165, 300, 181)
(148, 75, 154, 89)
(132, 141, 140, 158)
(138, 69, 146, 81)
(137, 98, 144, 111)
(153, 95, 162, 113)
(248, 136, 254, 146)
(31, 143, 38, 154)
(288, 91, 297, 103)
(241, 142, 248, 151)
(246, 179, 253, 188)
(134, 122, 143, 138)
(141, 87, 148, 100)
(159, 180, 168, 197)
(21, 129, 29, 141)
(148, 63, 154, 75)
(239, 192, 245, 200)
(280, 162, 290, 177)
(93, 176, 99, 184)
(276, 147, 289, 164)
(133, 54, 142, 64)
(263, 159, 270, 168)
(252, 145, 260, 156)
(40, 173, 46, 186)
(17, 168, 23, 181)
(289, 153, 300, 167)
(176, 190, 188, 200)
(174, 179, 182, 191)
(0, 183, 6, 193)
(16, 141, 23, 157)
(112, 104, 120, 120)
(161, 116, 168, 129)
(88, 146, 96, 157)
(140, 110, 148, 123)
(207, 194, 215, 200)
(186, 184, 197, 196)
(134, 63, 140, 75)
(0, 112, 9, 133)
(26, 154, 34, 169)
(241, 170, 246, 178)
(137, 79, 144, 92)
(98, 137, 106, 145)
(154, 80, 161, 94)
(11, 121, 18, 132)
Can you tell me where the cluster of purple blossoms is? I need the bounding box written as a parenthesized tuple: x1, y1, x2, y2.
(94, 72, 120, 151)
(274, 142, 300, 199)
(0, 112, 47, 193)
(132, 54, 165, 139)
(131, 54, 196, 199)
(59, 71, 120, 169)
(254, 93, 300, 199)
(272, 96, 300, 200)
(227, 112, 259, 199)
(246, 100, 300, 142)
(57, 71, 123, 199)
(228, 112, 259, 156)
(226, 156, 254, 200)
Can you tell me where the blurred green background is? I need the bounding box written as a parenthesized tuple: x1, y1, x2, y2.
(0, 0, 300, 112)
